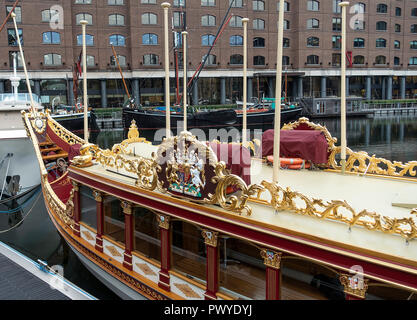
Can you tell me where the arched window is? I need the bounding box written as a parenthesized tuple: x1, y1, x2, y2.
(143, 54, 159, 65)
(353, 55, 365, 65)
(253, 37, 265, 47)
(394, 57, 400, 65)
(412, 8, 417, 17)
(230, 54, 243, 65)
(412, 24, 417, 33)
(77, 34, 94, 46)
(230, 15, 243, 27)
(41, 9, 59, 22)
(277, 1, 290, 12)
(202, 34, 215, 46)
(354, 37, 365, 48)
(230, 0, 243, 7)
(283, 38, 290, 48)
(376, 21, 387, 31)
(44, 53, 62, 66)
(142, 33, 158, 45)
(253, 55, 265, 66)
(306, 55, 319, 65)
(42, 31, 60, 44)
(307, 0, 319, 11)
(76, 13, 92, 25)
(85, 55, 95, 67)
(395, 7, 402, 16)
(376, 4, 387, 13)
(375, 55, 386, 64)
(394, 40, 401, 49)
(410, 41, 417, 49)
(409, 57, 417, 65)
(141, 12, 157, 24)
(307, 36, 319, 47)
(109, 14, 125, 25)
(110, 55, 126, 66)
(253, 0, 265, 11)
(283, 56, 290, 65)
(376, 38, 386, 48)
(203, 54, 216, 65)
(353, 2, 366, 13)
(307, 18, 319, 29)
(230, 35, 243, 46)
(253, 18, 265, 30)
(109, 34, 125, 46)
(284, 20, 290, 30)
(201, 14, 216, 26)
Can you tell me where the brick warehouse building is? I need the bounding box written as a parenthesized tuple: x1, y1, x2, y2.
(1, 0, 417, 108)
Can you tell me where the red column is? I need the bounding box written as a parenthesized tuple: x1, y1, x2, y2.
(71, 181, 81, 237)
(339, 273, 369, 300)
(93, 190, 103, 253)
(121, 201, 133, 271)
(202, 229, 219, 300)
(261, 249, 282, 300)
(157, 214, 171, 291)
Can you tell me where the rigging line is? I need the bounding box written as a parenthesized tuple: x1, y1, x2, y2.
(0, 155, 12, 201)
(0, 184, 40, 206)
(0, 191, 42, 234)
(0, 187, 41, 214)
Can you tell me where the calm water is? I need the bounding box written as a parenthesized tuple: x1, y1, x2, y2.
(0, 115, 416, 300)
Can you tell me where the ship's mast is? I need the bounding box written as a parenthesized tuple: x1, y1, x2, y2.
(80, 20, 89, 143)
(242, 18, 249, 145)
(162, 2, 171, 138)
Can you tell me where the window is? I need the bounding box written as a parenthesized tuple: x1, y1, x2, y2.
(142, 33, 158, 45)
(9, 52, 22, 68)
(412, 25, 417, 33)
(173, 12, 186, 28)
(201, 34, 215, 46)
(354, 37, 365, 48)
(376, 38, 386, 48)
(173, 0, 186, 7)
(230, 16, 243, 27)
(230, 54, 243, 65)
(394, 40, 401, 49)
(203, 54, 216, 65)
(277, 1, 290, 11)
(395, 24, 401, 33)
(353, 2, 366, 14)
(7, 6, 21, 23)
(353, 19, 365, 30)
(143, 54, 159, 65)
(376, 4, 387, 14)
(395, 7, 402, 17)
(308, 18, 320, 29)
(132, 207, 160, 263)
(332, 18, 341, 31)
(253, 55, 265, 66)
(7, 28, 22, 46)
(333, 0, 341, 13)
(307, 55, 319, 65)
(77, 34, 94, 46)
(108, 0, 124, 4)
(375, 55, 386, 64)
(230, 35, 243, 46)
(76, 13, 92, 25)
(141, 0, 156, 3)
(230, 0, 243, 7)
(283, 38, 290, 48)
(253, 0, 265, 11)
(75, 0, 92, 3)
(42, 32, 61, 44)
(253, 19, 265, 30)
(109, 14, 125, 25)
(142, 13, 157, 24)
(253, 37, 265, 47)
(353, 55, 365, 65)
(410, 41, 417, 49)
(409, 57, 417, 65)
(110, 55, 126, 66)
(103, 197, 124, 245)
(85, 55, 95, 67)
(394, 57, 400, 66)
(376, 21, 387, 31)
(307, 36, 320, 47)
(201, 14, 216, 26)
(332, 35, 341, 49)
(44, 53, 62, 66)
(284, 20, 290, 30)
(412, 8, 417, 17)
(201, 0, 215, 6)
(109, 34, 125, 46)
(332, 53, 341, 66)
(41, 9, 59, 22)
(308, 0, 320, 11)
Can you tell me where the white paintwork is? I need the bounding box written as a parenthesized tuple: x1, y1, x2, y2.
(102, 238, 124, 264)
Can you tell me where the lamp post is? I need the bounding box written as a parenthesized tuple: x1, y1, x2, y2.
(80, 19, 89, 144)
(182, 31, 188, 132)
(339, 1, 350, 174)
(162, 2, 171, 138)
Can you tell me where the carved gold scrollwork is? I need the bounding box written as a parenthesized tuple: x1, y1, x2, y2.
(339, 273, 369, 299)
(47, 112, 85, 146)
(156, 214, 170, 230)
(260, 180, 417, 241)
(201, 229, 219, 247)
(204, 162, 264, 216)
(260, 249, 282, 269)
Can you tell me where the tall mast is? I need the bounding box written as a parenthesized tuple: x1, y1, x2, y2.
(242, 18, 249, 144)
(162, 2, 171, 138)
(273, 0, 286, 183)
(111, 45, 131, 101)
(182, 31, 188, 132)
(340, 1, 350, 174)
(80, 20, 89, 143)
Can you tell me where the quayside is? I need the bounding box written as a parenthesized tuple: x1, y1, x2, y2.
(22, 109, 417, 300)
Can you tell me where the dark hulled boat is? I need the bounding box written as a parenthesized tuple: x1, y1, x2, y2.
(52, 111, 100, 139)
(235, 106, 303, 126)
(122, 107, 237, 130)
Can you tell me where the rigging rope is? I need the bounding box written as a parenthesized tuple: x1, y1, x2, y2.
(0, 154, 12, 201)
(0, 186, 41, 214)
(0, 184, 40, 206)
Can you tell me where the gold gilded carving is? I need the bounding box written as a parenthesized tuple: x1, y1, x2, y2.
(82, 230, 95, 241)
(156, 214, 170, 230)
(105, 245, 122, 257)
(112, 120, 151, 155)
(47, 112, 85, 146)
(201, 229, 219, 247)
(31, 117, 46, 134)
(136, 263, 157, 277)
(261, 180, 417, 241)
(204, 162, 264, 216)
(121, 201, 133, 215)
(71, 143, 96, 168)
(92, 189, 103, 202)
(173, 283, 202, 299)
(260, 249, 282, 269)
(339, 273, 369, 299)
(71, 180, 79, 191)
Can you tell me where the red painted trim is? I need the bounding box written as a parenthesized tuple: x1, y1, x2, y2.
(345, 294, 363, 300)
(68, 170, 417, 292)
(266, 267, 280, 300)
(73, 187, 81, 237)
(96, 200, 104, 252)
(205, 245, 218, 300)
(124, 213, 134, 271)
(158, 228, 171, 291)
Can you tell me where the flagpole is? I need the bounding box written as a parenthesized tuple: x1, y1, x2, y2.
(182, 31, 188, 132)
(273, 0, 285, 183)
(339, 1, 350, 174)
(11, 12, 36, 114)
(162, 2, 171, 138)
(80, 20, 89, 144)
(242, 18, 249, 145)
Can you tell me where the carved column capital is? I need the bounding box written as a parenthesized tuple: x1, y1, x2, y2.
(260, 249, 282, 270)
(92, 189, 103, 202)
(71, 180, 79, 191)
(201, 229, 219, 247)
(121, 201, 133, 215)
(339, 273, 369, 299)
(156, 214, 170, 230)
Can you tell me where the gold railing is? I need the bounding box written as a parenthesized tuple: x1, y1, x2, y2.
(46, 110, 85, 146)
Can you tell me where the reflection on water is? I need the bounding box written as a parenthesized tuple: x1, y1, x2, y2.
(0, 115, 416, 300)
